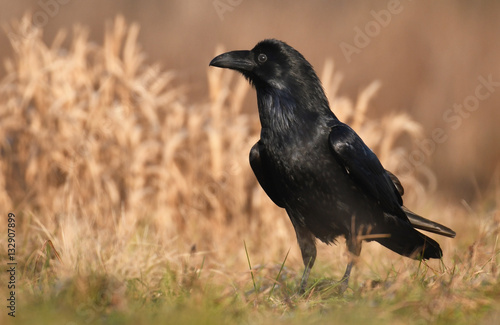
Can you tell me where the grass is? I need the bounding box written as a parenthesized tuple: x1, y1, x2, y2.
(0, 15, 499, 324)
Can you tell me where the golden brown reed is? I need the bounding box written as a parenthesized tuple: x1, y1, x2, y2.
(0, 16, 494, 299)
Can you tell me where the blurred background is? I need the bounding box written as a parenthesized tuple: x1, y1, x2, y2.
(1, 0, 499, 202)
(1, 4, 498, 322)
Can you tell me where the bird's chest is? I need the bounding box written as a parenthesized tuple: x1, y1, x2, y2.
(262, 132, 335, 192)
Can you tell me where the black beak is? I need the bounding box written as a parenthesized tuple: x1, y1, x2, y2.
(209, 50, 255, 72)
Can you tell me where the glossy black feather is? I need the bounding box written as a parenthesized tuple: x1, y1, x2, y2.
(210, 39, 455, 283)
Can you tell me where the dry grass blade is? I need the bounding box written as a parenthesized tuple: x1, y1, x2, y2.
(0, 14, 496, 325)
(0, 14, 444, 280)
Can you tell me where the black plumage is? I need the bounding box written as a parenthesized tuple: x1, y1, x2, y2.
(209, 39, 455, 293)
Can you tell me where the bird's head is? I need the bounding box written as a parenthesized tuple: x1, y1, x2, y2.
(209, 39, 334, 130)
(209, 39, 321, 93)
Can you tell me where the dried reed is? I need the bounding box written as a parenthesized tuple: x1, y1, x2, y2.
(0, 16, 468, 290)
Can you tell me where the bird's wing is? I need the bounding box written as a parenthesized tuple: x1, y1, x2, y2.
(329, 124, 405, 218)
(385, 169, 404, 196)
(249, 141, 286, 208)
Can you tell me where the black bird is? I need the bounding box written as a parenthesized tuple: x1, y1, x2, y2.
(209, 39, 455, 293)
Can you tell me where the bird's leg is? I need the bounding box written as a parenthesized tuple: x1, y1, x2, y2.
(338, 260, 354, 294)
(293, 224, 317, 293)
(338, 233, 362, 294)
(300, 256, 314, 293)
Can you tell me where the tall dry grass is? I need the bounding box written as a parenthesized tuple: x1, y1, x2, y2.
(0, 16, 486, 299)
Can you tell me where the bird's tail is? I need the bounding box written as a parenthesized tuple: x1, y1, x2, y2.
(368, 220, 443, 260)
(403, 206, 456, 238)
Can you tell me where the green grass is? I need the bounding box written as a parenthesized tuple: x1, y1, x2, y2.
(3, 238, 499, 325)
(9, 274, 500, 325)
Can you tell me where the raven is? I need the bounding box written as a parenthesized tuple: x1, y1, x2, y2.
(209, 39, 455, 293)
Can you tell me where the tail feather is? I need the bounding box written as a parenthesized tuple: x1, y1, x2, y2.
(370, 220, 443, 260)
(403, 206, 456, 238)
(386, 169, 456, 239)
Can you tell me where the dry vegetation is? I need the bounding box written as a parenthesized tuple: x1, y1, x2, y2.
(0, 16, 499, 325)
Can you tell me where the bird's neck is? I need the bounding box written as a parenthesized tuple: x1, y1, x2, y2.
(257, 87, 296, 133)
(256, 86, 335, 140)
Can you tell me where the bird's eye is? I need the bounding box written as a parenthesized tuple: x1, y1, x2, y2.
(257, 53, 267, 63)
